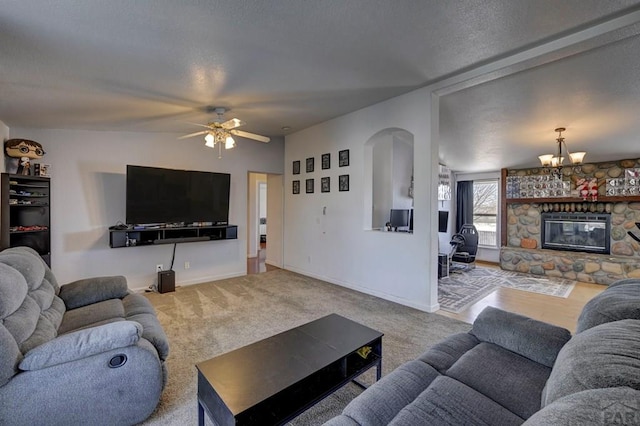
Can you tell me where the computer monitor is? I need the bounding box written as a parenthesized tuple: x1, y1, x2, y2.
(389, 209, 410, 230)
(438, 210, 449, 233)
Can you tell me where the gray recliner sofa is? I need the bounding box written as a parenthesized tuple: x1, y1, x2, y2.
(0, 246, 169, 425)
(325, 278, 640, 425)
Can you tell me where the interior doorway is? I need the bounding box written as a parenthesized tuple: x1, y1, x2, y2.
(247, 172, 283, 274)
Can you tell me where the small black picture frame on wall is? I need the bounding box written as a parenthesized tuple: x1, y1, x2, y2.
(292, 180, 300, 194)
(306, 157, 315, 173)
(339, 174, 349, 191)
(321, 153, 331, 170)
(306, 178, 314, 193)
(321, 176, 330, 193)
(339, 149, 349, 167)
(292, 160, 300, 175)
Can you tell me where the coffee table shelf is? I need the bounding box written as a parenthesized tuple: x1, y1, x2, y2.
(196, 314, 383, 426)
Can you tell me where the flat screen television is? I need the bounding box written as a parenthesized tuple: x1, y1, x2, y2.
(438, 210, 449, 233)
(126, 165, 230, 225)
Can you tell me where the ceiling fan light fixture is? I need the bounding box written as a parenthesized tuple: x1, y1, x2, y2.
(225, 135, 235, 149)
(204, 132, 215, 147)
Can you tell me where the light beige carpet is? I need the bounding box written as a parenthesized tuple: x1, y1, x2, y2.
(141, 269, 471, 425)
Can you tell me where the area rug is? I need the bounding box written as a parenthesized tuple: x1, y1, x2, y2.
(141, 269, 471, 425)
(438, 266, 576, 313)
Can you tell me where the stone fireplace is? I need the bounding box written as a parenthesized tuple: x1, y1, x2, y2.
(501, 201, 640, 284)
(500, 158, 640, 285)
(540, 212, 610, 255)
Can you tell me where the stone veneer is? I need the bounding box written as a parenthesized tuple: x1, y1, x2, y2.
(501, 158, 640, 285)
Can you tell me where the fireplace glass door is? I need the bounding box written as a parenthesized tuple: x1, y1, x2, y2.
(541, 213, 610, 254)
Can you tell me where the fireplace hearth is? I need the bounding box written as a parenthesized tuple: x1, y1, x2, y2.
(541, 212, 611, 255)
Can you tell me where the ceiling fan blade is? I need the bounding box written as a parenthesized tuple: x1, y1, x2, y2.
(230, 129, 270, 143)
(221, 118, 245, 130)
(184, 121, 214, 129)
(178, 130, 208, 140)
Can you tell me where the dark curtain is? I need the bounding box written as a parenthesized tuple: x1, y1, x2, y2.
(456, 180, 474, 233)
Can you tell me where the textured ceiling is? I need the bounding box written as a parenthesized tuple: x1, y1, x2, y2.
(2, 1, 640, 171)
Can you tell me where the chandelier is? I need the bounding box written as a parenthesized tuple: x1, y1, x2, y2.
(204, 128, 236, 159)
(538, 127, 586, 178)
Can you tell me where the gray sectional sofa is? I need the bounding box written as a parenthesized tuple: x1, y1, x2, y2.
(325, 278, 640, 425)
(0, 246, 169, 425)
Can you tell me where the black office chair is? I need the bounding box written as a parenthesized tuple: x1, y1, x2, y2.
(449, 224, 479, 271)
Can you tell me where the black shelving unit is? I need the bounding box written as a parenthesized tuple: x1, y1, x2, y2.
(1, 173, 51, 266)
(109, 225, 238, 248)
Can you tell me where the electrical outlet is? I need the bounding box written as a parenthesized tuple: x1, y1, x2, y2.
(184, 261, 190, 269)
(156, 264, 163, 273)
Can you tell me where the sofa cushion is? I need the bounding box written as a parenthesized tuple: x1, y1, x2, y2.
(471, 307, 571, 368)
(389, 376, 524, 426)
(543, 319, 640, 406)
(0, 262, 28, 319)
(418, 332, 479, 373)
(341, 360, 440, 426)
(20, 321, 143, 371)
(3, 296, 41, 349)
(59, 276, 129, 310)
(524, 387, 640, 425)
(125, 294, 169, 361)
(0, 325, 22, 387)
(576, 279, 640, 333)
(323, 415, 359, 426)
(2, 246, 59, 292)
(447, 342, 551, 419)
(59, 299, 126, 334)
(0, 252, 45, 292)
(19, 314, 60, 353)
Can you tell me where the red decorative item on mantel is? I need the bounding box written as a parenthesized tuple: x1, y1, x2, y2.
(576, 177, 598, 202)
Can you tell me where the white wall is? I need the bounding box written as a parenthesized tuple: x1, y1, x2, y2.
(284, 88, 440, 312)
(10, 127, 284, 291)
(372, 137, 393, 228)
(392, 137, 413, 210)
(454, 170, 502, 263)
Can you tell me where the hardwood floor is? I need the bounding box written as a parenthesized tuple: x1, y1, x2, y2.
(437, 261, 605, 333)
(247, 243, 279, 275)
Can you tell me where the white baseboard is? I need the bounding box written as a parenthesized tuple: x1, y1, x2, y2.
(130, 271, 246, 293)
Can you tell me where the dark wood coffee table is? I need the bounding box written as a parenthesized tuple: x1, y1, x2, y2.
(195, 313, 383, 426)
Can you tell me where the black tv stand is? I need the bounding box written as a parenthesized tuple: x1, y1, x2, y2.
(109, 224, 237, 248)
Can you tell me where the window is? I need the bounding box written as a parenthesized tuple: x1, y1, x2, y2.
(473, 180, 498, 247)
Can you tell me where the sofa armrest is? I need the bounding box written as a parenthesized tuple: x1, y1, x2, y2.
(470, 306, 571, 368)
(19, 321, 142, 371)
(59, 276, 129, 309)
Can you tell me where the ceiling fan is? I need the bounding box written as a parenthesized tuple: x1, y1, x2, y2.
(178, 107, 270, 157)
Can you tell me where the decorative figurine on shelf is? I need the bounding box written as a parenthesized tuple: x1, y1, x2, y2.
(589, 178, 598, 202)
(576, 178, 589, 201)
(576, 177, 598, 202)
(4, 139, 45, 175)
